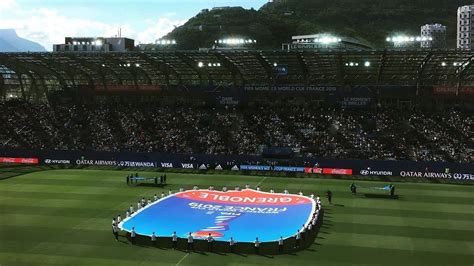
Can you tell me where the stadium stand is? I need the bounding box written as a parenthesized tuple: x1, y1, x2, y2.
(0, 101, 471, 163)
(0, 50, 472, 164)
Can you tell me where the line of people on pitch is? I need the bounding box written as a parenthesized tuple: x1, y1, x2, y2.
(121, 208, 321, 254)
(125, 173, 167, 185)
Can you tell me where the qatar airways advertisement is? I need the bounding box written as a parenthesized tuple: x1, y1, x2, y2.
(119, 189, 315, 243)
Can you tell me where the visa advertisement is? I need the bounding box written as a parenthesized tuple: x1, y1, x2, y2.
(119, 189, 315, 243)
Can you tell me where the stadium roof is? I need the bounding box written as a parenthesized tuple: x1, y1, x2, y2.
(0, 50, 473, 100)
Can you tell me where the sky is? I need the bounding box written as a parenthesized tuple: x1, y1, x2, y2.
(0, 0, 268, 50)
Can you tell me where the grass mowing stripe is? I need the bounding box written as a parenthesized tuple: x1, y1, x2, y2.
(329, 213, 474, 231)
(325, 222, 474, 241)
(323, 232, 474, 255)
(337, 206, 474, 221)
(0, 190, 135, 201)
(312, 244, 474, 266)
(344, 200, 474, 214)
(0, 252, 165, 266)
(0, 214, 111, 230)
(325, 192, 473, 205)
(0, 204, 125, 218)
(0, 195, 127, 208)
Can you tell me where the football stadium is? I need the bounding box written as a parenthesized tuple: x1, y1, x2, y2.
(1, 1, 474, 266)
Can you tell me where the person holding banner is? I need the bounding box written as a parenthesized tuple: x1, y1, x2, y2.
(229, 237, 235, 253)
(130, 227, 136, 245)
(294, 229, 301, 249)
(254, 237, 260, 254)
(278, 236, 284, 253)
(151, 232, 157, 246)
(207, 233, 214, 252)
(301, 225, 306, 243)
(112, 224, 119, 241)
(172, 231, 178, 249)
(187, 232, 194, 252)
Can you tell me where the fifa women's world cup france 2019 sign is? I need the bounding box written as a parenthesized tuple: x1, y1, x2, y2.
(119, 189, 315, 243)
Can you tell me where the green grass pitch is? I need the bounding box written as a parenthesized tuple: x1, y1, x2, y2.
(0, 169, 473, 265)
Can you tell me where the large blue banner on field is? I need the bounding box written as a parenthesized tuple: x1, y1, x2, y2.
(119, 189, 315, 243)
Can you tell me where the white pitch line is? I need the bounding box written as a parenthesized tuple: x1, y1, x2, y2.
(256, 176, 267, 187)
(176, 253, 189, 266)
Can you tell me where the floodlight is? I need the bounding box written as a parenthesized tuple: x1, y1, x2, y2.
(198, 62, 204, 68)
(441, 62, 447, 67)
(364, 61, 371, 67)
(273, 62, 278, 67)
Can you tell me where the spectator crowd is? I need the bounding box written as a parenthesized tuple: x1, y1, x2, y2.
(0, 101, 472, 163)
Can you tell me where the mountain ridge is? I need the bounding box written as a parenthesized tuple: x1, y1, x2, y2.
(165, 0, 472, 50)
(0, 29, 47, 52)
